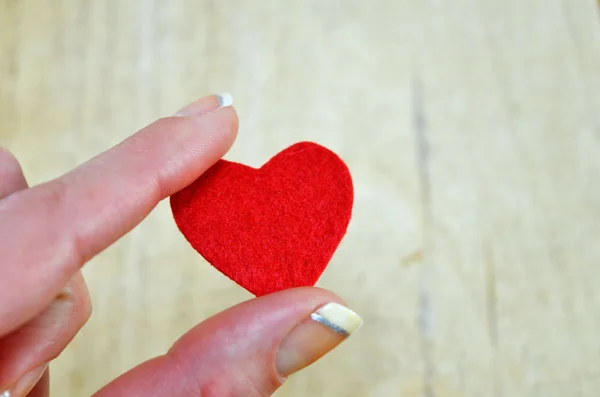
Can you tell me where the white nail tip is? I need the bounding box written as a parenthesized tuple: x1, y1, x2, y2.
(311, 303, 363, 335)
(2, 391, 11, 397)
(216, 92, 233, 107)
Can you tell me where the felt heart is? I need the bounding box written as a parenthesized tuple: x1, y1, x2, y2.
(170, 142, 354, 296)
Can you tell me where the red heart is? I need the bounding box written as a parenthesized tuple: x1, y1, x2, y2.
(170, 142, 354, 296)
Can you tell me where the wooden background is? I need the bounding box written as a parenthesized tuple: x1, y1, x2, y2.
(1, 1, 600, 396)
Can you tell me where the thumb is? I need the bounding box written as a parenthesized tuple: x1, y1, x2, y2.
(93, 287, 362, 397)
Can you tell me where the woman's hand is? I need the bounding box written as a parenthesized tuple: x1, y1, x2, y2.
(0, 95, 362, 397)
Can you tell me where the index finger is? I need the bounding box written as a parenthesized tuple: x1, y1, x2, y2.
(0, 96, 237, 336)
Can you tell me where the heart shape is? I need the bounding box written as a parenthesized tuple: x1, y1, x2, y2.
(170, 142, 354, 296)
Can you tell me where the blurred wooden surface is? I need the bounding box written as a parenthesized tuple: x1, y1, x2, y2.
(1, 0, 600, 396)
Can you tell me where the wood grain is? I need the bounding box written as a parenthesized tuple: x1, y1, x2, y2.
(1, 0, 599, 396)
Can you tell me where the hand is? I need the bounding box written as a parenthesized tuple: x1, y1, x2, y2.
(0, 94, 362, 397)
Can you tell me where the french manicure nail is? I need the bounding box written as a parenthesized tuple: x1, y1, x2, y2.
(215, 92, 233, 108)
(174, 93, 233, 117)
(275, 302, 362, 378)
(6, 363, 47, 397)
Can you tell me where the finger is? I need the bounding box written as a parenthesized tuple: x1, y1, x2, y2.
(0, 364, 46, 397)
(0, 273, 91, 395)
(0, 95, 238, 336)
(0, 147, 52, 397)
(23, 369, 49, 397)
(0, 147, 28, 199)
(94, 288, 363, 397)
(0, 96, 224, 393)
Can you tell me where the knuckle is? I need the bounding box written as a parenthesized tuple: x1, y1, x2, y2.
(58, 276, 93, 327)
(29, 178, 71, 220)
(0, 146, 24, 176)
(80, 290, 93, 324)
(71, 284, 93, 327)
(0, 146, 19, 166)
(34, 179, 87, 266)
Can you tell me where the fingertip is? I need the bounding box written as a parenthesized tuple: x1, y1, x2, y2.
(213, 105, 239, 150)
(170, 104, 239, 158)
(291, 286, 348, 307)
(59, 272, 93, 328)
(127, 105, 239, 199)
(171, 287, 360, 392)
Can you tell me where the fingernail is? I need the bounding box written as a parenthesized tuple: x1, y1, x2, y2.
(4, 363, 47, 397)
(174, 93, 233, 117)
(275, 302, 362, 377)
(215, 92, 233, 107)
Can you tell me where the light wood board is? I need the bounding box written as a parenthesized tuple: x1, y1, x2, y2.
(1, 1, 599, 396)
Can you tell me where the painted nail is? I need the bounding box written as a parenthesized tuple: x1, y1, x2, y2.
(5, 363, 47, 397)
(215, 92, 233, 108)
(275, 302, 363, 377)
(174, 93, 233, 117)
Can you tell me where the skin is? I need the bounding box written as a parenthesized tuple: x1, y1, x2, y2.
(0, 96, 345, 396)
